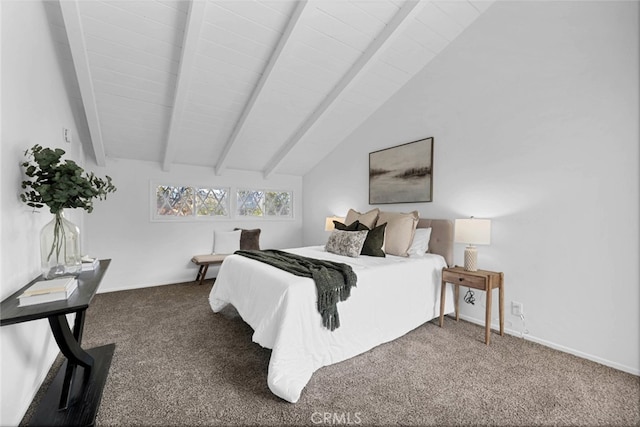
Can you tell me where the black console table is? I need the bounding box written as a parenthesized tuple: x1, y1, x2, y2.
(1, 260, 114, 426)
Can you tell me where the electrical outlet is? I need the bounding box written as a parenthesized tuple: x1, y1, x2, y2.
(63, 128, 72, 143)
(511, 301, 523, 316)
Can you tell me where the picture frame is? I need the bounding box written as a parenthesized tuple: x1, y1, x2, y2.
(369, 137, 434, 204)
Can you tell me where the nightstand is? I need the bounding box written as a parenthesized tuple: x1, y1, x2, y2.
(439, 266, 504, 345)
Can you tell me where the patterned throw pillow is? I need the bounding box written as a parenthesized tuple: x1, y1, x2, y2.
(325, 230, 368, 258)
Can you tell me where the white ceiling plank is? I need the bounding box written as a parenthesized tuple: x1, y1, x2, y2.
(433, 1, 481, 28)
(100, 0, 188, 31)
(81, 1, 185, 46)
(214, 0, 310, 175)
(85, 35, 180, 75)
(162, 1, 208, 172)
(305, 6, 372, 53)
(260, 1, 299, 17)
(198, 38, 268, 74)
(59, 0, 106, 166)
(88, 51, 177, 87)
(156, 0, 190, 14)
(200, 22, 273, 62)
(81, 15, 181, 60)
(193, 53, 261, 83)
(213, 0, 292, 32)
(205, 5, 282, 49)
(402, 16, 450, 54)
(415, 2, 464, 41)
(468, 0, 496, 14)
(97, 93, 172, 116)
(262, 0, 424, 178)
(93, 80, 173, 107)
(315, 1, 386, 38)
(294, 25, 361, 68)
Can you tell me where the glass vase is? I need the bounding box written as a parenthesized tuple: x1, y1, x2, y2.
(40, 211, 81, 279)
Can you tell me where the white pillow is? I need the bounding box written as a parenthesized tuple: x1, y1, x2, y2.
(408, 227, 432, 257)
(213, 230, 241, 254)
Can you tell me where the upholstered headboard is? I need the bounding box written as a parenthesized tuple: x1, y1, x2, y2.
(417, 219, 454, 267)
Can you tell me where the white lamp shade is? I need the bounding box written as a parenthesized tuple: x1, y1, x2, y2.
(325, 216, 345, 231)
(454, 218, 491, 245)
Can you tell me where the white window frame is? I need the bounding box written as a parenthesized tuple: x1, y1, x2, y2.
(150, 182, 295, 222)
(236, 188, 294, 219)
(151, 182, 231, 222)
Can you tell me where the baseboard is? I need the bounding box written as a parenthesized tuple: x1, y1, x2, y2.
(96, 275, 209, 294)
(458, 314, 640, 376)
(97, 280, 176, 294)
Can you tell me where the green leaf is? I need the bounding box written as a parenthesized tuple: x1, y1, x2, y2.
(19, 144, 116, 213)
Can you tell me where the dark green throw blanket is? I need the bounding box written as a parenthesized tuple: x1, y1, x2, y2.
(234, 249, 357, 331)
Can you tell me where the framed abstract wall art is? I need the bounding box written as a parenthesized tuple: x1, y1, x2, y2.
(369, 137, 433, 204)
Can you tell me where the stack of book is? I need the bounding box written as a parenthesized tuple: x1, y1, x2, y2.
(81, 256, 99, 271)
(18, 276, 78, 306)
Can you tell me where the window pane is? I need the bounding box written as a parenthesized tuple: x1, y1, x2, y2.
(156, 186, 193, 216)
(265, 191, 292, 216)
(237, 190, 264, 216)
(195, 188, 228, 216)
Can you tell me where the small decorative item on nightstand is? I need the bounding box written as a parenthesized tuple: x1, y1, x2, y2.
(454, 217, 491, 271)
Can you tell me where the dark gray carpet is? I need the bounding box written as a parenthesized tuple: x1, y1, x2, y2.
(22, 280, 639, 426)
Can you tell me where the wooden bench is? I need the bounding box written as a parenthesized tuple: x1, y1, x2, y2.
(191, 254, 229, 285)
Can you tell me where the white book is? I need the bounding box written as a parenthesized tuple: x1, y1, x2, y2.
(82, 258, 99, 271)
(18, 279, 78, 306)
(21, 276, 77, 297)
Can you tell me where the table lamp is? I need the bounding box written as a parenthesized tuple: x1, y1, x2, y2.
(324, 216, 345, 231)
(454, 217, 491, 271)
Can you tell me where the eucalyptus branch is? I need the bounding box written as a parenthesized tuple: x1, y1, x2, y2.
(20, 144, 116, 214)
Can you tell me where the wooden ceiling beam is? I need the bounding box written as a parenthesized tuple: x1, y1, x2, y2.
(162, 0, 208, 172)
(59, 0, 106, 166)
(214, 0, 309, 176)
(262, 0, 424, 178)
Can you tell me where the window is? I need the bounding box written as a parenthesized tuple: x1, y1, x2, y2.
(155, 185, 229, 219)
(153, 184, 293, 221)
(195, 188, 229, 216)
(156, 186, 193, 217)
(237, 189, 293, 218)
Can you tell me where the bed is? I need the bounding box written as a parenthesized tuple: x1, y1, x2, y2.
(209, 218, 455, 403)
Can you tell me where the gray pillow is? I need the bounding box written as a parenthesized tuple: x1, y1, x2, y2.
(325, 230, 368, 258)
(234, 228, 261, 250)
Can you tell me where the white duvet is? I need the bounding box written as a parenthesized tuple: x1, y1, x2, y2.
(209, 246, 454, 403)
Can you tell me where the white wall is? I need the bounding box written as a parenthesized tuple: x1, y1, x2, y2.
(1, 1, 90, 425)
(303, 1, 639, 375)
(84, 158, 303, 292)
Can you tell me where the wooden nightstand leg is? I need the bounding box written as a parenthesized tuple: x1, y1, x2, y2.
(499, 273, 504, 336)
(439, 278, 446, 327)
(454, 284, 459, 321)
(485, 279, 492, 345)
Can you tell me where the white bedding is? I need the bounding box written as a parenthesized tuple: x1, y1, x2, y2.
(209, 246, 454, 403)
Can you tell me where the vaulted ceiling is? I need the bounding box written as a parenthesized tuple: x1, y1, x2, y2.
(52, 0, 493, 177)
